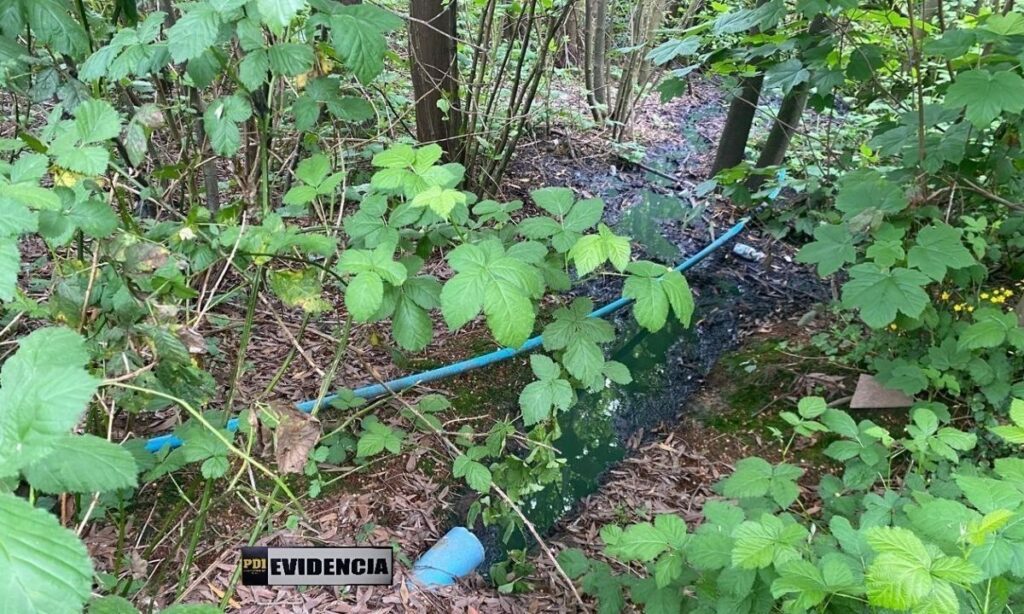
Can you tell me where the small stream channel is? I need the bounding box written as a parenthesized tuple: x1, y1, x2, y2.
(460, 94, 825, 567)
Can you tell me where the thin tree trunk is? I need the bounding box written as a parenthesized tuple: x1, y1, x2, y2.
(711, 74, 764, 174)
(746, 81, 808, 190)
(746, 14, 829, 189)
(583, 0, 602, 120)
(410, 0, 461, 158)
(592, 0, 609, 109)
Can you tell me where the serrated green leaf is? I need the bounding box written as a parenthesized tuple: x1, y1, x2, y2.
(75, 100, 121, 144)
(256, 0, 306, 29)
(238, 49, 269, 90)
(570, 223, 630, 275)
(797, 223, 857, 276)
(345, 272, 383, 321)
(0, 328, 98, 473)
(0, 492, 93, 613)
(841, 263, 930, 328)
(356, 419, 403, 457)
(268, 43, 314, 76)
(945, 69, 1024, 127)
(453, 454, 492, 493)
(907, 223, 975, 281)
(23, 434, 137, 493)
(167, 4, 221, 62)
(0, 239, 18, 302)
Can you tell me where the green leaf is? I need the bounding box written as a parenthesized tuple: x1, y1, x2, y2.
(608, 522, 673, 562)
(765, 59, 809, 94)
(26, 0, 90, 56)
(835, 169, 907, 218)
(841, 263, 931, 328)
(392, 296, 433, 351)
(484, 278, 535, 347)
(661, 271, 694, 327)
(731, 514, 806, 569)
(646, 37, 700, 65)
(907, 223, 975, 281)
(166, 4, 221, 62)
(345, 272, 384, 322)
(531, 187, 575, 215)
(0, 239, 18, 302)
(356, 418, 403, 457)
(945, 69, 1024, 128)
(440, 241, 540, 347)
(89, 596, 140, 614)
(570, 224, 631, 275)
(0, 327, 99, 474)
(268, 43, 314, 76)
(203, 95, 253, 157)
(200, 456, 229, 479)
(411, 185, 467, 218)
(556, 548, 591, 578)
(519, 355, 573, 425)
(624, 275, 668, 331)
(719, 456, 773, 499)
(797, 223, 857, 276)
(865, 527, 933, 610)
(959, 308, 1020, 350)
(74, 100, 121, 144)
(956, 475, 1023, 513)
(256, 0, 306, 30)
(372, 143, 416, 168)
(56, 146, 110, 176)
(930, 556, 981, 584)
(0, 492, 93, 613)
(23, 435, 137, 494)
(563, 198, 604, 233)
(453, 454, 492, 493)
(239, 49, 270, 90)
(331, 10, 387, 84)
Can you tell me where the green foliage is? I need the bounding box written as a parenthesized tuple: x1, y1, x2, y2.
(0, 492, 93, 614)
(355, 416, 404, 458)
(622, 261, 695, 332)
(570, 398, 1024, 612)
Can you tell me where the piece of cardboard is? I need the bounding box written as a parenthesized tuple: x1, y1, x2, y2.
(849, 374, 914, 409)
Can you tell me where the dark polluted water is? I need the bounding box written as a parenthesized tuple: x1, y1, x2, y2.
(480, 272, 745, 563)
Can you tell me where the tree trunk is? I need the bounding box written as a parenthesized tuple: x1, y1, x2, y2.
(410, 0, 461, 157)
(747, 14, 828, 190)
(746, 81, 809, 189)
(711, 74, 764, 175)
(592, 0, 609, 109)
(583, 0, 601, 120)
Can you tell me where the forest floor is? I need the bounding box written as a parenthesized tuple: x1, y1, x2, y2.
(77, 76, 863, 612)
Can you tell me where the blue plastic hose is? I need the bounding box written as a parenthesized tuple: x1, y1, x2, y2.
(144, 174, 783, 454)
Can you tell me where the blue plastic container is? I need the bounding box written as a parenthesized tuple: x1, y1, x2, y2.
(408, 526, 485, 589)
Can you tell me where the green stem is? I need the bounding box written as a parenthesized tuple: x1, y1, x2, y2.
(218, 485, 282, 609)
(176, 479, 215, 598)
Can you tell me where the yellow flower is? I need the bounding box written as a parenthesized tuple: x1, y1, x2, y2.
(940, 291, 951, 301)
(967, 305, 975, 312)
(889, 323, 898, 331)
(954, 304, 963, 312)
(981, 292, 990, 299)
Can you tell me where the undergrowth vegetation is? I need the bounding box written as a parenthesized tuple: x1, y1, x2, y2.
(0, 0, 1023, 612)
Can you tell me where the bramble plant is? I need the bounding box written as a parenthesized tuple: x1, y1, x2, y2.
(3, 0, 1024, 609)
(560, 398, 1024, 613)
